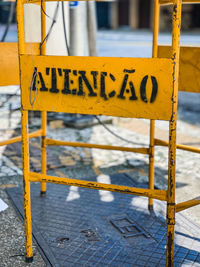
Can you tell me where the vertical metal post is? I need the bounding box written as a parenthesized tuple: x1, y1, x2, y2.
(40, 1, 47, 196)
(167, 0, 182, 266)
(148, 0, 160, 211)
(87, 1, 97, 56)
(17, 0, 33, 262)
(69, 1, 89, 56)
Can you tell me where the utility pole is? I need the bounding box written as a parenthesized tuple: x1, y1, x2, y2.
(69, 1, 97, 56)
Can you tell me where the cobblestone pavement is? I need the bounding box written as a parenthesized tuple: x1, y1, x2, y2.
(0, 29, 200, 266)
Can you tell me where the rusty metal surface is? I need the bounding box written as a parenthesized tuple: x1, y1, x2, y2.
(7, 174, 200, 267)
(16, 0, 187, 264)
(20, 55, 174, 120)
(158, 45, 200, 93)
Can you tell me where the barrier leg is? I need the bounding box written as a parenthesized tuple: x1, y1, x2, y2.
(148, 119, 155, 210)
(166, 0, 182, 264)
(166, 118, 177, 267)
(21, 109, 33, 262)
(40, 1, 47, 196)
(166, 113, 177, 267)
(166, 204, 175, 267)
(41, 111, 47, 196)
(148, 0, 160, 211)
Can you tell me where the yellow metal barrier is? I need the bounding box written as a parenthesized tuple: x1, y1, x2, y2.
(0, 129, 42, 146)
(20, 55, 174, 119)
(0, 42, 40, 86)
(0, 42, 41, 148)
(159, 0, 199, 4)
(158, 45, 200, 93)
(151, 0, 200, 222)
(16, 0, 183, 265)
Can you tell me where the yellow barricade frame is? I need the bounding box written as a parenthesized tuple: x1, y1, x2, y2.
(158, 45, 200, 93)
(151, 0, 200, 214)
(20, 55, 174, 120)
(16, 0, 183, 266)
(0, 42, 41, 149)
(159, 0, 199, 4)
(0, 42, 40, 86)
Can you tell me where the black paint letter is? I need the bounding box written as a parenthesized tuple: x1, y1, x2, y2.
(38, 72, 48, 91)
(91, 71, 98, 89)
(140, 75, 148, 103)
(62, 69, 71, 95)
(150, 76, 158, 103)
(118, 70, 137, 100)
(78, 71, 97, 97)
(50, 68, 59, 93)
(140, 75, 158, 103)
(100, 72, 108, 100)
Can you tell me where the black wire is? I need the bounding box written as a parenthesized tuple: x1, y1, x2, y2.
(59, 4, 142, 146)
(40, 2, 144, 147)
(41, 0, 51, 20)
(94, 116, 146, 146)
(40, 0, 60, 50)
(61, 2, 70, 55)
(30, 0, 59, 110)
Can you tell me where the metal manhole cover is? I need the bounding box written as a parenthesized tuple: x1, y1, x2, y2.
(108, 213, 156, 247)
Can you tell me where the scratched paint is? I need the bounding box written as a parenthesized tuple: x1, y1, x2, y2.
(160, 0, 200, 4)
(29, 172, 168, 201)
(20, 55, 173, 120)
(158, 45, 200, 93)
(166, 0, 182, 266)
(17, 0, 184, 265)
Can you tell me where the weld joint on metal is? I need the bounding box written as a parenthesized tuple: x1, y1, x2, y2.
(41, 136, 46, 148)
(167, 203, 176, 206)
(167, 220, 175, 226)
(149, 145, 154, 156)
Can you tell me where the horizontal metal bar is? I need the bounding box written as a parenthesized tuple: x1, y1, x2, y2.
(22, 0, 200, 4)
(46, 138, 149, 154)
(29, 129, 43, 138)
(154, 138, 168, 147)
(154, 138, 200, 154)
(23, 0, 112, 4)
(0, 129, 42, 146)
(176, 197, 200, 212)
(29, 172, 167, 201)
(159, 0, 200, 5)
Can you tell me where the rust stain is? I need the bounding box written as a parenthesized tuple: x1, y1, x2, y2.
(167, 231, 173, 267)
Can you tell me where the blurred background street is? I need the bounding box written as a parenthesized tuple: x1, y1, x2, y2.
(0, 1, 199, 265)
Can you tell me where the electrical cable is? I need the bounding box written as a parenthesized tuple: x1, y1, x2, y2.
(94, 115, 147, 146)
(29, 0, 59, 106)
(40, 0, 60, 50)
(29, 68, 38, 107)
(61, 2, 70, 55)
(41, 0, 52, 20)
(60, 4, 145, 146)
(42, 2, 145, 147)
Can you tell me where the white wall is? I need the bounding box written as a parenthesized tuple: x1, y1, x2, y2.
(23, 2, 70, 55)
